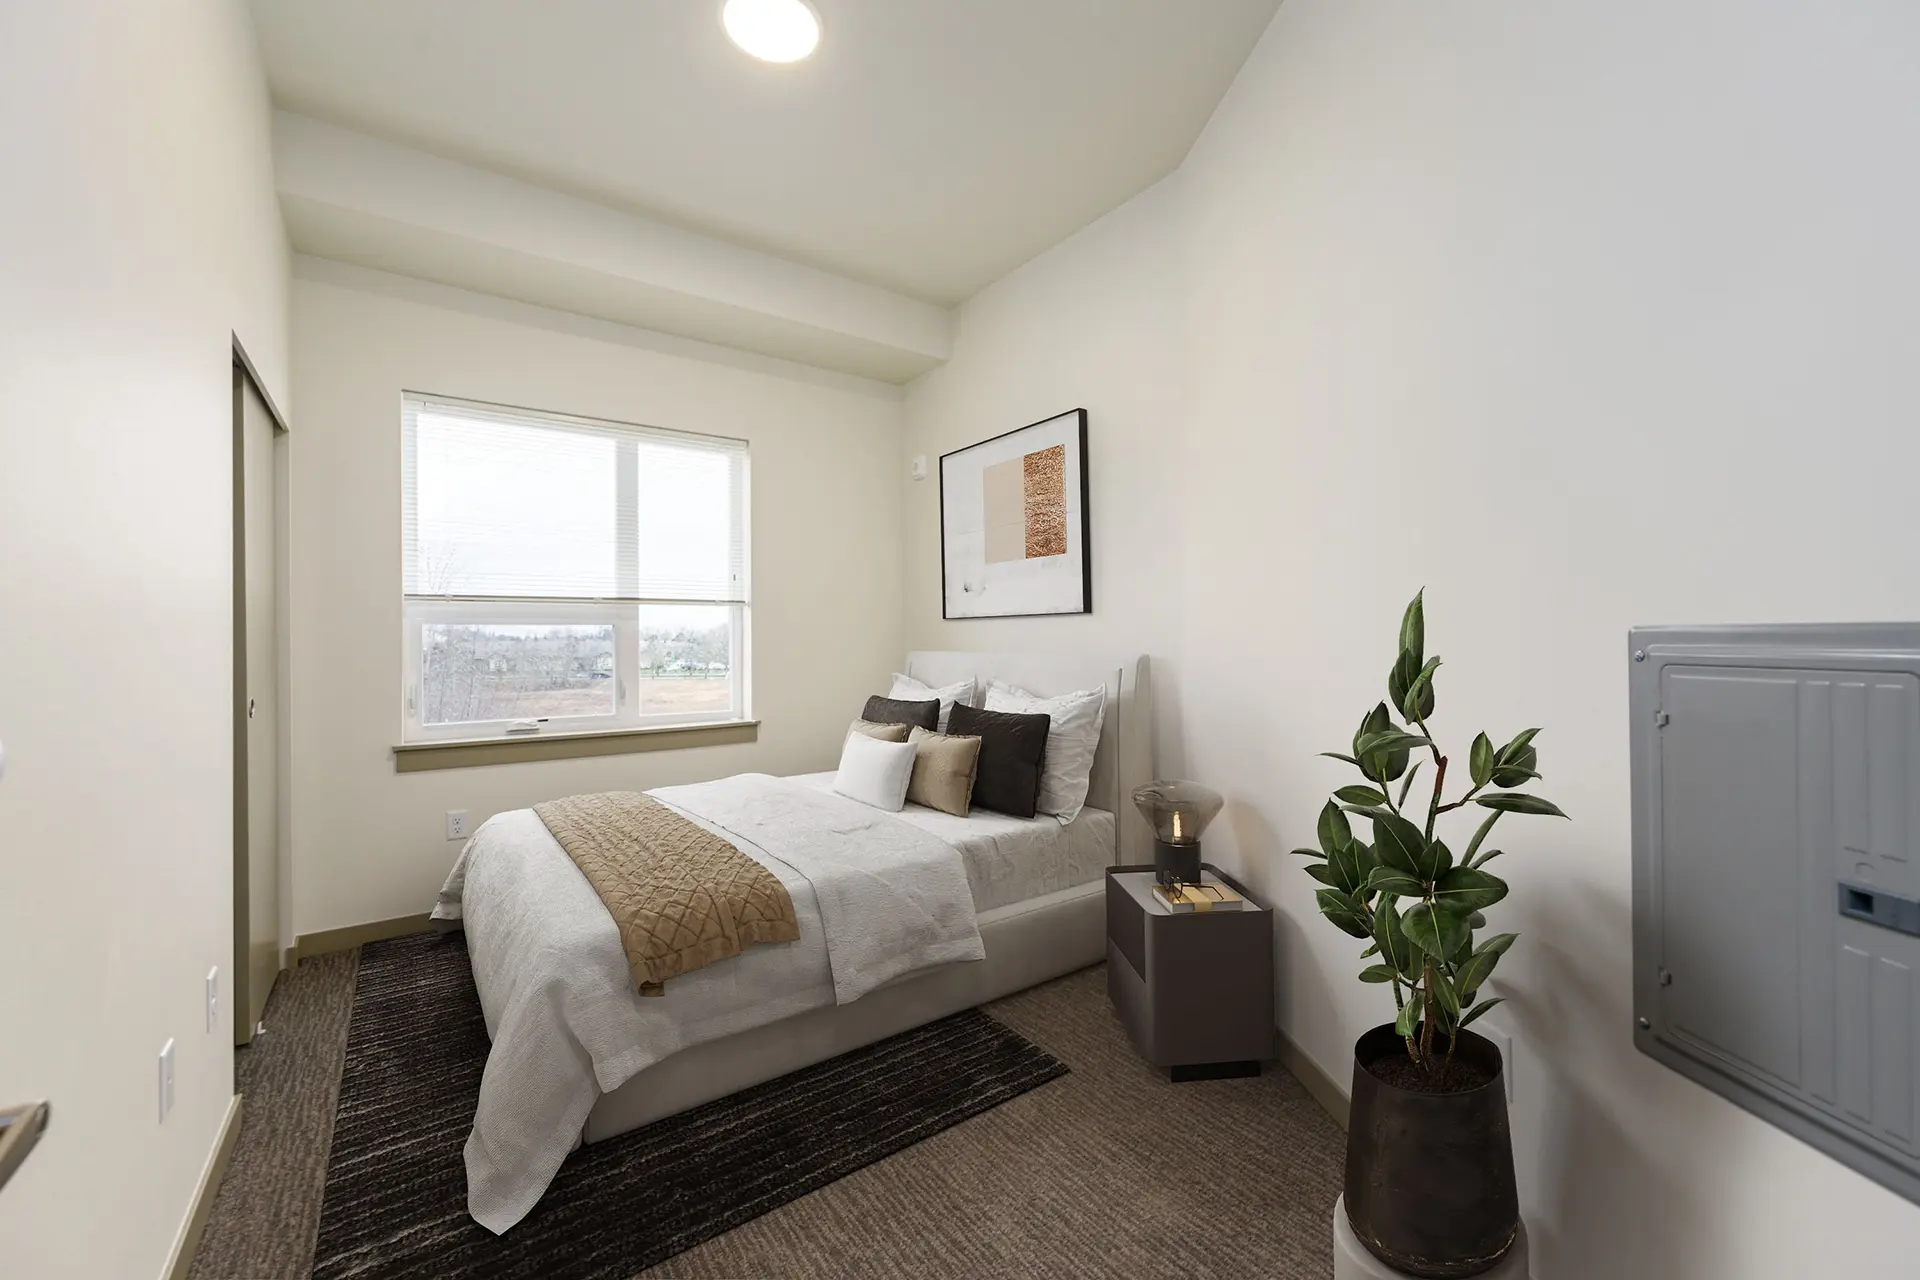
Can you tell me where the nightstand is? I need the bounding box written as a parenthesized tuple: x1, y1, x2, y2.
(1106, 864, 1275, 1081)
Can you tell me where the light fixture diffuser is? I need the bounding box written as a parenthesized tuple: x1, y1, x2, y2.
(722, 0, 822, 64)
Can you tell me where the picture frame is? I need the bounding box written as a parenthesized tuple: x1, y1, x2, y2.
(939, 408, 1091, 619)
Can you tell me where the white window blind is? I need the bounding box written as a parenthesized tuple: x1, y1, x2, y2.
(402, 394, 748, 604)
(398, 394, 750, 742)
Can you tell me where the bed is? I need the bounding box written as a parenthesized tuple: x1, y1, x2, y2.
(432, 651, 1152, 1233)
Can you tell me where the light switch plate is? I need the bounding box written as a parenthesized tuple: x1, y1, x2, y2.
(158, 1038, 176, 1122)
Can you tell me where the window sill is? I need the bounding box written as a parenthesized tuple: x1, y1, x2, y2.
(392, 720, 759, 773)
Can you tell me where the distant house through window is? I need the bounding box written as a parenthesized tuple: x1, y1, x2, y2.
(400, 393, 749, 741)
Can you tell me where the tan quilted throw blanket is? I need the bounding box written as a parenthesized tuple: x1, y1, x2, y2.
(533, 791, 800, 996)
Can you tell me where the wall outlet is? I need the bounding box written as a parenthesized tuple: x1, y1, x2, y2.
(1481, 1022, 1516, 1102)
(445, 809, 469, 840)
(205, 967, 219, 1034)
(157, 1038, 176, 1122)
(909, 454, 928, 480)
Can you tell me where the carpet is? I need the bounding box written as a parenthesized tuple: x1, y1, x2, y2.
(308, 933, 1069, 1279)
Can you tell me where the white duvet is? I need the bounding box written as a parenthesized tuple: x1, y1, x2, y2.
(430, 772, 985, 1234)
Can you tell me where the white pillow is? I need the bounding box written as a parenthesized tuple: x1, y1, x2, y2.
(889, 673, 976, 732)
(983, 679, 1107, 824)
(833, 730, 917, 812)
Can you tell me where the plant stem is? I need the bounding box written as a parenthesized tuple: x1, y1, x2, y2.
(1419, 960, 1437, 1073)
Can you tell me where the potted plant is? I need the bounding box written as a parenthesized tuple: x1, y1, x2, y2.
(1294, 591, 1565, 1278)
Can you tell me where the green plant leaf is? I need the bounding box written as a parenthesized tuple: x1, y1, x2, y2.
(1387, 648, 1420, 721)
(1339, 804, 1396, 825)
(1317, 800, 1354, 857)
(1475, 792, 1568, 818)
(1432, 866, 1509, 912)
(1469, 848, 1506, 868)
(1418, 837, 1455, 882)
(1496, 728, 1541, 766)
(1353, 703, 1391, 756)
(1490, 740, 1539, 789)
(1460, 997, 1504, 1029)
(1371, 812, 1428, 879)
(1361, 943, 1381, 958)
(1372, 897, 1418, 977)
(1398, 655, 1441, 723)
(1304, 862, 1341, 888)
(1288, 847, 1328, 858)
(1395, 993, 1421, 1038)
(1320, 751, 1363, 769)
(1359, 965, 1400, 984)
(1355, 702, 1411, 783)
(1355, 727, 1433, 759)
(1402, 900, 1469, 960)
(1365, 866, 1425, 896)
(1473, 932, 1518, 958)
(1428, 969, 1462, 1017)
(1453, 945, 1503, 998)
(1468, 733, 1494, 790)
(1334, 784, 1388, 807)
(1399, 589, 1426, 666)
(1395, 760, 1423, 808)
(1315, 889, 1373, 938)
(1329, 840, 1371, 896)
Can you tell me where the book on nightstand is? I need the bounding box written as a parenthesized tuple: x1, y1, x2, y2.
(1152, 879, 1245, 913)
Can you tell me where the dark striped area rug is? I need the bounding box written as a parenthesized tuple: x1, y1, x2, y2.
(311, 932, 1068, 1279)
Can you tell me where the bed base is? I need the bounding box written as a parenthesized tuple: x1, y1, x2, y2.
(583, 878, 1106, 1143)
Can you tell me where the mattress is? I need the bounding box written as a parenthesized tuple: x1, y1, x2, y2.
(787, 772, 1115, 912)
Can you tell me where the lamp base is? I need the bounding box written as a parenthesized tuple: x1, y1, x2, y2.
(1154, 839, 1202, 887)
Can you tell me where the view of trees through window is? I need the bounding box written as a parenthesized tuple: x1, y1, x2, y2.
(421, 615, 732, 726)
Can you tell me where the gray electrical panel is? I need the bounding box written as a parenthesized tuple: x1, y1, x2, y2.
(1630, 624, 1920, 1205)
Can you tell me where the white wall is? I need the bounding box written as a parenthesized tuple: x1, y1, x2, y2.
(901, 176, 1188, 790)
(288, 260, 906, 935)
(904, 2, 1920, 1275)
(0, 2, 290, 1276)
(1178, 3, 1920, 1277)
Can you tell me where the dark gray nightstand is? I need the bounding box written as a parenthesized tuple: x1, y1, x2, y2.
(1106, 864, 1275, 1081)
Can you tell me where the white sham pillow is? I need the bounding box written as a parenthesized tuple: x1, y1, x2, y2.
(983, 679, 1107, 824)
(889, 673, 976, 732)
(833, 730, 917, 812)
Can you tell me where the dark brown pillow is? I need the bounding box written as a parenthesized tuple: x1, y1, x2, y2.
(947, 702, 1051, 818)
(862, 695, 939, 732)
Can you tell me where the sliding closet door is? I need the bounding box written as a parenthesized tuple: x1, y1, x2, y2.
(235, 367, 281, 1045)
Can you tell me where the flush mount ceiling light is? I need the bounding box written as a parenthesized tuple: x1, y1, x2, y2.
(721, 0, 822, 63)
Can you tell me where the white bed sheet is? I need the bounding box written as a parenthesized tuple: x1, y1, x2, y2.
(788, 772, 1114, 911)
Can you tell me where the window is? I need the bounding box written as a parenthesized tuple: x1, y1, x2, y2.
(401, 394, 749, 742)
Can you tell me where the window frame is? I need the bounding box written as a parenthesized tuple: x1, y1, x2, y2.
(399, 393, 750, 745)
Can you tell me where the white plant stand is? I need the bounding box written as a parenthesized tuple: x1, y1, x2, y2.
(1333, 1195, 1531, 1280)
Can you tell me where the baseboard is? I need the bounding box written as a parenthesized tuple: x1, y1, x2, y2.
(161, 1094, 242, 1280)
(1277, 1024, 1350, 1131)
(292, 912, 434, 963)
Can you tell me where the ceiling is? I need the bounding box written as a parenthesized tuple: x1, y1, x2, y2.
(250, 0, 1280, 305)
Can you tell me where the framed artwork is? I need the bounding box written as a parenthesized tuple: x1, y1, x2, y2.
(940, 409, 1091, 619)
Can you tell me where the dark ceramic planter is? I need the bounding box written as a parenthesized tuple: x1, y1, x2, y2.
(1343, 1024, 1519, 1278)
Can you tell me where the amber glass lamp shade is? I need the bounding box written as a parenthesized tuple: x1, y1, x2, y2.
(1132, 780, 1224, 886)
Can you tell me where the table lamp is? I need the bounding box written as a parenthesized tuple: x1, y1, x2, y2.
(1132, 780, 1224, 888)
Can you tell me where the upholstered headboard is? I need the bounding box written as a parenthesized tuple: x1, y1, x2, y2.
(903, 651, 1152, 863)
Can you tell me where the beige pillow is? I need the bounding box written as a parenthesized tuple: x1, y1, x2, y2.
(849, 718, 911, 743)
(905, 726, 982, 817)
